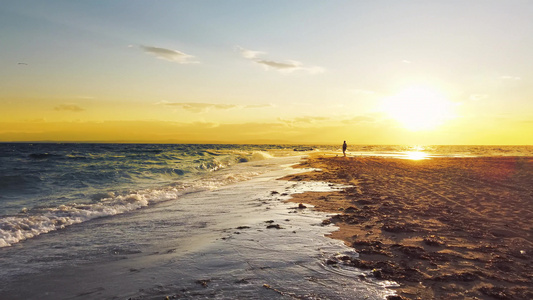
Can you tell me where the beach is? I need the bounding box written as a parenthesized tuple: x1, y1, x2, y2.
(283, 154, 533, 299)
(2, 144, 533, 299)
(0, 154, 396, 300)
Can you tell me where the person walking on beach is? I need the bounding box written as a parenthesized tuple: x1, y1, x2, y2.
(342, 141, 347, 157)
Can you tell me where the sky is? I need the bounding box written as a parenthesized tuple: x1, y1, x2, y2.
(1, 0, 532, 145)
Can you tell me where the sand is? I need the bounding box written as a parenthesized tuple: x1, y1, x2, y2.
(282, 154, 533, 300)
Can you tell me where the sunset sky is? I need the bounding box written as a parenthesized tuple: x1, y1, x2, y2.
(1, 0, 532, 144)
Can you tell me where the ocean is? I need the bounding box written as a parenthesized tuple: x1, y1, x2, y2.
(0, 143, 299, 247)
(1, 143, 532, 299)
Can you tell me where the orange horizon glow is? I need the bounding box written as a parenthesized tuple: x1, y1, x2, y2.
(0, 117, 531, 145)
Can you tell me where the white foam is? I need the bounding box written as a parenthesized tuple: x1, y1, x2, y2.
(250, 151, 273, 160)
(0, 189, 178, 247)
(0, 157, 289, 248)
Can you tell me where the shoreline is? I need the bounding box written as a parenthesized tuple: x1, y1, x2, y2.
(0, 156, 396, 300)
(283, 154, 533, 300)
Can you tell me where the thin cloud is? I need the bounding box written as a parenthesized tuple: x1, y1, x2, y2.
(238, 46, 324, 74)
(164, 102, 237, 113)
(278, 116, 330, 126)
(256, 59, 302, 70)
(140, 45, 198, 64)
(162, 102, 274, 113)
(237, 46, 265, 59)
(501, 75, 521, 81)
(191, 120, 220, 128)
(54, 104, 85, 112)
(402, 60, 412, 64)
(294, 116, 329, 123)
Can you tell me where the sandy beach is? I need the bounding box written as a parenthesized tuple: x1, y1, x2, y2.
(283, 154, 533, 300)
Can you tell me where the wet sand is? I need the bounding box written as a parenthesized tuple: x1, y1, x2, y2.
(283, 154, 533, 300)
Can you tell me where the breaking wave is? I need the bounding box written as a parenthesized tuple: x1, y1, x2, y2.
(0, 167, 263, 248)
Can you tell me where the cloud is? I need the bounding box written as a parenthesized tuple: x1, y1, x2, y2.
(278, 116, 330, 126)
(294, 116, 329, 123)
(501, 75, 521, 80)
(255, 59, 302, 70)
(161, 102, 275, 113)
(402, 60, 412, 64)
(469, 94, 488, 101)
(54, 104, 85, 112)
(256, 59, 324, 74)
(164, 102, 237, 113)
(140, 45, 198, 64)
(237, 46, 265, 59)
(190, 120, 220, 128)
(237, 46, 324, 74)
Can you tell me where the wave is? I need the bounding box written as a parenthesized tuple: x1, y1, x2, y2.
(28, 153, 60, 160)
(196, 159, 225, 172)
(250, 151, 274, 160)
(230, 151, 274, 163)
(194, 151, 273, 171)
(0, 189, 175, 248)
(65, 154, 89, 160)
(0, 167, 263, 248)
(0, 144, 283, 248)
(0, 174, 42, 191)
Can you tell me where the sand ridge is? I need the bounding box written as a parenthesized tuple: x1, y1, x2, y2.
(283, 155, 533, 300)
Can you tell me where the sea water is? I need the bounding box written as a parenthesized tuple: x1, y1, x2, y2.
(0, 143, 297, 247)
(1, 143, 532, 299)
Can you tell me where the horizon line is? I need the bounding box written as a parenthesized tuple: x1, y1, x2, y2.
(0, 141, 531, 147)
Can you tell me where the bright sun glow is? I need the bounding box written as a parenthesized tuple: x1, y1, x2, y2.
(382, 86, 455, 131)
(404, 151, 429, 160)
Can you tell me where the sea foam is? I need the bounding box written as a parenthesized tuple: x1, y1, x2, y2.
(250, 151, 274, 160)
(0, 189, 176, 247)
(0, 168, 264, 248)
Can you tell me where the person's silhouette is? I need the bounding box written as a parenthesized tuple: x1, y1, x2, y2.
(342, 141, 347, 157)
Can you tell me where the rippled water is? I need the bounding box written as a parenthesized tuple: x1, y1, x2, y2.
(0, 143, 293, 247)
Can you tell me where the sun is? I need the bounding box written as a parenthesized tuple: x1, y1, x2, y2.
(382, 86, 455, 131)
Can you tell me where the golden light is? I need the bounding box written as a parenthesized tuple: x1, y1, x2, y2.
(404, 151, 429, 160)
(382, 86, 455, 131)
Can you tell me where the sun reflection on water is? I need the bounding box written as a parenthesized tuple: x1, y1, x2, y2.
(404, 151, 429, 160)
